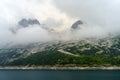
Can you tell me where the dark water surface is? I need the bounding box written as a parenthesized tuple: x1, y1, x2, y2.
(0, 69, 120, 80)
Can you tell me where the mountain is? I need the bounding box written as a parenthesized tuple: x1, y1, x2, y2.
(19, 18, 40, 27)
(71, 20, 83, 30)
(0, 35, 120, 66)
(10, 18, 40, 34)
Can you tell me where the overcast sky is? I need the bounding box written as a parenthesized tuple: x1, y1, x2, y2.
(0, 0, 120, 47)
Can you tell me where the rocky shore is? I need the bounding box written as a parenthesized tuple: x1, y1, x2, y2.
(0, 66, 120, 70)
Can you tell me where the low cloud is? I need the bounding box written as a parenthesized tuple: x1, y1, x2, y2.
(0, 0, 120, 48)
(53, 0, 120, 33)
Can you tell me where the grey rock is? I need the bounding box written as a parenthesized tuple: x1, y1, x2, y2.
(19, 18, 40, 27)
(71, 20, 83, 29)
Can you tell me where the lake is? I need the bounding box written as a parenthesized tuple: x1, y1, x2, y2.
(0, 69, 120, 80)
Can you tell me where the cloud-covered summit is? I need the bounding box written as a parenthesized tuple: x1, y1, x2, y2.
(19, 18, 40, 27)
(10, 18, 40, 34)
(0, 0, 120, 48)
(71, 20, 83, 30)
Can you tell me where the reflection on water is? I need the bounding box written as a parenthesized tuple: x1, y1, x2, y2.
(0, 70, 120, 80)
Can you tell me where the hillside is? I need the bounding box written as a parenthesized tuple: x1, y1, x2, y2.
(0, 35, 120, 67)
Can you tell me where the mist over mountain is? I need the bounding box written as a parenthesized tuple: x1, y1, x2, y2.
(0, 0, 120, 48)
(10, 18, 40, 34)
(1, 0, 120, 67)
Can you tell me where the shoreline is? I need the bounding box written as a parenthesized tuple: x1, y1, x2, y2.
(0, 66, 120, 70)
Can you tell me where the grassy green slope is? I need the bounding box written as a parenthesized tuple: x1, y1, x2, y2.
(7, 50, 120, 67)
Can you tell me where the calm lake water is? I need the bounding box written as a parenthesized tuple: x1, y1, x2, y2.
(0, 70, 120, 80)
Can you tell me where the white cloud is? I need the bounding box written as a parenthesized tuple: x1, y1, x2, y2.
(0, 0, 120, 47)
(53, 0, 120, 33)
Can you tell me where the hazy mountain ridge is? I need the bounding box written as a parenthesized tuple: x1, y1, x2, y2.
(0, 34, 120, 66)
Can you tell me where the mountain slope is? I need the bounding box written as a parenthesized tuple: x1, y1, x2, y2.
(0, 35, 120, 66)
(7, 49, 120, 67)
